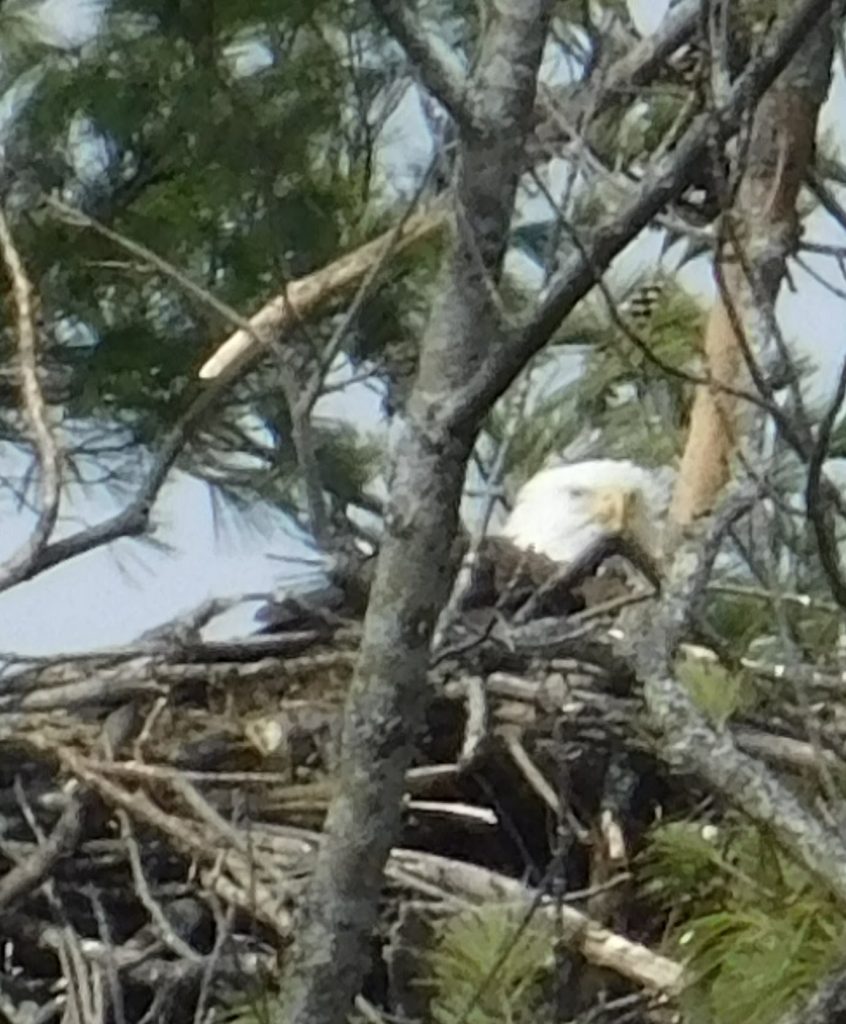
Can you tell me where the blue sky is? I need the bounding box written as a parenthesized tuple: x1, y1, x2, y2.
(0, 0, 845, 655)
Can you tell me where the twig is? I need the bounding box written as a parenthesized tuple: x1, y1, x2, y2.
(455, 674, 487, 768)
(87, 889, 126, 1024)
(455, 0, 844, 428)
(292, 155, 451, 545)
(0, 705, 138, 909)
(502, 727, 559, 815)
(191, 896, 233, 1024)
(35, 739, 297, 938)
(0, 208, 62, 593)
(0, 793, 86, 910)
(708, 582, 840, 614)
(530, 0, 700, 163)
(369, 0, 472, 131)
(435, 367, 535, 646)
(118, 809, 202, 963)
(733, 728, 846, 776)
(6, 378, 222, 586)
(354, 995, 388, 1024)
(405, 800, 497, 826)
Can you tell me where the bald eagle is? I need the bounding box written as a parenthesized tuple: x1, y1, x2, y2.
(459, 459, 669, 618)
(502, 460, 661, 564)
(255, 459, 670, 633)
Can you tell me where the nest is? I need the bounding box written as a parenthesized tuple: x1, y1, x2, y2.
(1, 582, 822, 1024)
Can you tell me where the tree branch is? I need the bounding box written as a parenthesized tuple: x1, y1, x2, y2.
(370, 0, 472, 131)
(638, 494, 846, 911)
(15, 381, 222, 582)
(279, 3, 554, 1022)
(805, 354, 846, 607)
(196, 203, 446, 381)
(450, 0, 845, 430)
(0, 208, 62, 593)
(530, 0, 700, 161)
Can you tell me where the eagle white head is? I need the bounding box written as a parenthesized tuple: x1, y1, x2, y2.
(499, 459, 668, 566)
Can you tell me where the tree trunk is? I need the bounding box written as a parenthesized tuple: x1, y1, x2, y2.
(279, 5, 842, 1022)
(279, 5, 554, 1022)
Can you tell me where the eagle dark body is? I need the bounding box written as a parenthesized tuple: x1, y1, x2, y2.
(254, 534, 638, 637)
(253, 583, 349, 633)
(255, 461, 666, 633)
(456, 535, 633, 620)
(245, 461, 676, 1018)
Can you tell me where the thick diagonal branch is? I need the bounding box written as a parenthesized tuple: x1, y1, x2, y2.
(451, 0, 842, 430)
(197, 205, 445, 381)
(639, 493, 846, 910)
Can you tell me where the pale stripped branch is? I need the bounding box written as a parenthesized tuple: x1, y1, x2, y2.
(0, 208, 62, 592)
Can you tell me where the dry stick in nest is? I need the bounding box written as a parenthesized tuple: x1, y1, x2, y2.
(27, 736, 298, 936)
(0, 702, 139, 911)
(118, 809, 202, 964)
(39, 736, 685, 1000)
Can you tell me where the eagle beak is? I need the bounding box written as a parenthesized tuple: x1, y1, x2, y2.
(594, 488, 636, 535)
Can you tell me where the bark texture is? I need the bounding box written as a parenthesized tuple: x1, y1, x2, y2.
(669, 18, 836, 528)
(279, 4, 843, 1022)
(279, 5, 554, 1022)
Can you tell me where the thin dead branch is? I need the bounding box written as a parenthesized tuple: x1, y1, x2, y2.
(455, 0, 844, 430)
(193, 204, 447, 382)
(0, 208, 62, 592)
(805, 355, 846, 608)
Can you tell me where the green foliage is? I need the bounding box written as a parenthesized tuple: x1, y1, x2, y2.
(703, 591, 775, 654)
(640, 818, 846, 1024)
(485, 359, 582, 486)
(704, 584, 843, 664)
(193, 405, 382, 529)
(674, 653, 757, 726)
(823, 407, 846, 460)
(492, 273, 703, 478)
(212, 986, 277, 1024)
(792, 604, 842, 657)
(424, 904, 555, 1024)
(0, 0, 413, 530)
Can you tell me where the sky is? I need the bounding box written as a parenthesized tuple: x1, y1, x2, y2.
(1, 0, 845, 655)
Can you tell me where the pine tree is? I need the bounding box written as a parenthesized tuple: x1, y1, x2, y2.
(1, 3, 846, 1024)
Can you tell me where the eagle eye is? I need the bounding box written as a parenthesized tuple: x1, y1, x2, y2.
(568, 487, 588, 499)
